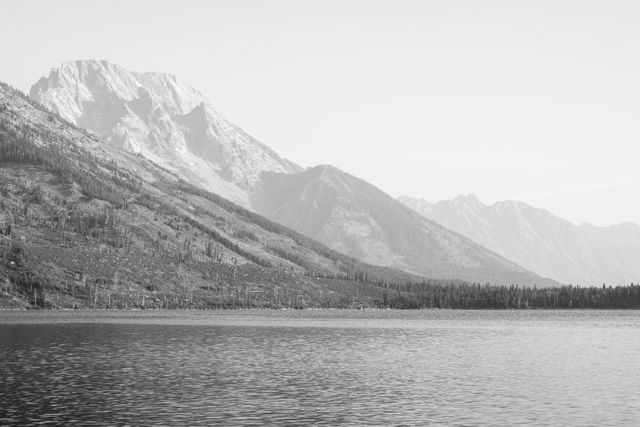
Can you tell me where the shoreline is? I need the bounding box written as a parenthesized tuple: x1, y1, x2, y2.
(1, 308, 639, 329)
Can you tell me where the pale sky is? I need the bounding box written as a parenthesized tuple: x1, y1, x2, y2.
(2, 0, 639, 226)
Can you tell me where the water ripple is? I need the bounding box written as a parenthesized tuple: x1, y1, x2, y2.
(1, 311, 639, 425)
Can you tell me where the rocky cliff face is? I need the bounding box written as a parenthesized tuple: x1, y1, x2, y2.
(30, 60, 300, 207)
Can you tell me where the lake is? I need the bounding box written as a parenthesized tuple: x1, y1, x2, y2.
(1, 309, 639, 426)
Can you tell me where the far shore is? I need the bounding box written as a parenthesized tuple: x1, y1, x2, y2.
(1, 308, 639, 329)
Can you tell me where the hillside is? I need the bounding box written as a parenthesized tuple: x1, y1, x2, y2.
(399, 194, 640, 286)
(2, 81, 458, 309)
(253, 166, 557, 287)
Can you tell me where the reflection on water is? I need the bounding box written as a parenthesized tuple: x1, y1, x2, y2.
(1, 310, 639, 426)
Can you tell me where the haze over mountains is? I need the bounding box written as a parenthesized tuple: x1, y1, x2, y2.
(29, 60, 557, 287)
(399, 194, 640, 286)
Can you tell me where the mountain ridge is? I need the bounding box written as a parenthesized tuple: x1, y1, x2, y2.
(399, 194, 640, 285)
(254, 166, 557, 286)
(29, 60, 557, 287)
(4, 80, 463, 309)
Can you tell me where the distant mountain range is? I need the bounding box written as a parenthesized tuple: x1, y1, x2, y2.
(398, 194, 640, 286)
(254, 166, 554, 286)
(29, 60, 557, 286)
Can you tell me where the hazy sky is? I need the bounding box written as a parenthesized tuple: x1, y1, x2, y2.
(2, 0, 640, 226)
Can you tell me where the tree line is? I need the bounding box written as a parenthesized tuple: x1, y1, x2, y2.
(377, 281, 640, 309)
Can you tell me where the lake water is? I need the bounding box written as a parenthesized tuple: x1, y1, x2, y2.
(1, 310, 639, 426)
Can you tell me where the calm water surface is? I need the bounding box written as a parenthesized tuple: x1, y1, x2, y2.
(1, 310, 639, 426)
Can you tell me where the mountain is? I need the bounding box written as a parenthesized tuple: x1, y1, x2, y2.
(398, 194, 640, 286)
(3, 80, 468, 309)
(30, 60, 555, 287)
(253, 166, 557, 286)
(5, 82, 640, 309)
(30, 60, 300, 208)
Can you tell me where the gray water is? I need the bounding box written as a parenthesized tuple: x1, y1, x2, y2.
(1, 310, 639, 426)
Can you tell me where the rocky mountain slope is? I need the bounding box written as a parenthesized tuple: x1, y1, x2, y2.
(2, 81, 467, 309)
(30, 60, 300, 208)
(399, 194, 640, 286)
(253, 166, 557, 286)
